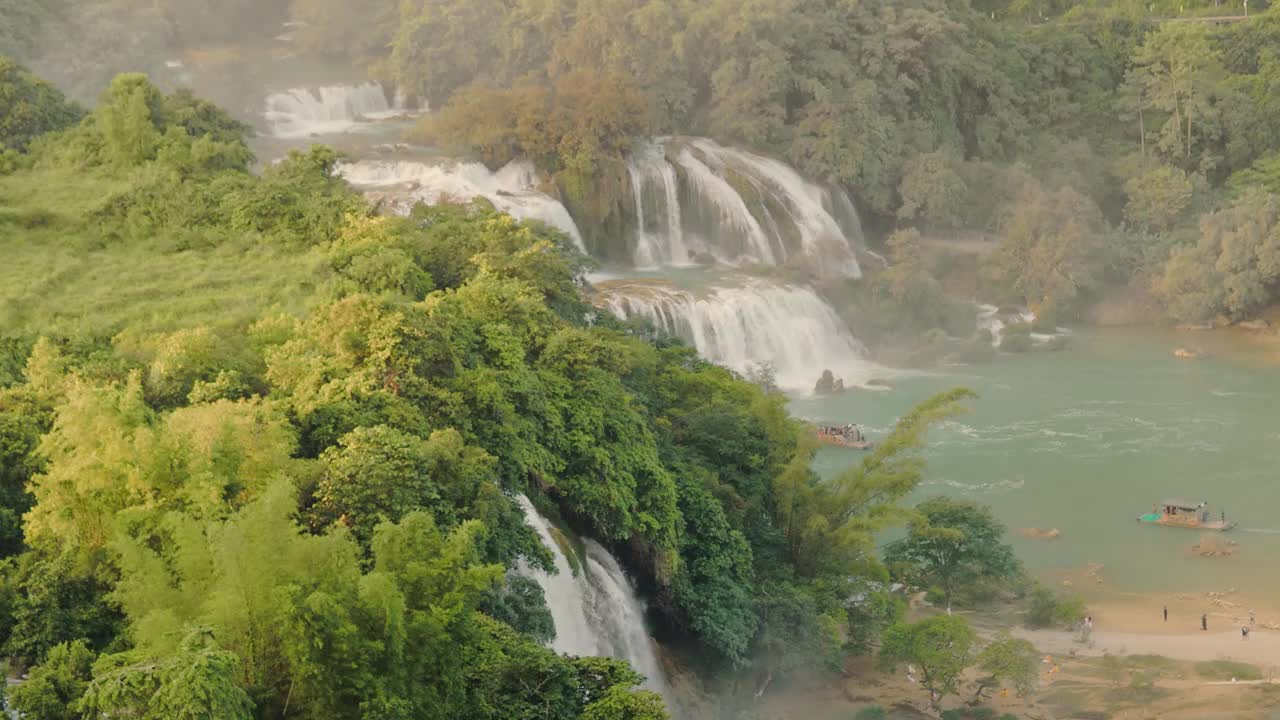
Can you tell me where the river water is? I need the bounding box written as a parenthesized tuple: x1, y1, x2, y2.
(792, 327, 1280, 600)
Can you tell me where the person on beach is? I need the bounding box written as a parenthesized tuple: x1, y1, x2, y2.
(1243, 626, 1250, 640)
(1250, 609, 1256, 626)
(1163, 605, 1168, 622)
(1202, 613, 1208, 631)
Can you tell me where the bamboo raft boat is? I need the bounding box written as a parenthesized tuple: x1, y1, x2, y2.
(1137, 499, 1235, 532)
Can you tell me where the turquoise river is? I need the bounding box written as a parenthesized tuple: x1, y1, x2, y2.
(792, 327, 1280, 602)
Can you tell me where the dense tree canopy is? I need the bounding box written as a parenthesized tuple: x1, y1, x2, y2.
(0, 67, 997, 718)
(886, 497, 1023, 612)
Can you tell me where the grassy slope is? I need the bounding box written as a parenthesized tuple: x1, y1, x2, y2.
(0, 168, 329, 338)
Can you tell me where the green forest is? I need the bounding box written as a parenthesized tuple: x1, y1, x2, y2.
(0, 59, 1013, 718)
(7, 1, 1280, 325)
(3, 0, 1280, 718)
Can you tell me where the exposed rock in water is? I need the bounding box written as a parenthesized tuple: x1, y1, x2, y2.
(814, 369, 845, 395)
(1193, 534, 1238, 558)
(1236, 318, 1273, 333)
(1019, 527, 1062, 541)
(1173, 348, 1201, 360)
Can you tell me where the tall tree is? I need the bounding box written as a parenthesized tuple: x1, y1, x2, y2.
(879, 615, 976, 710)
(885, 497, 1022, 613)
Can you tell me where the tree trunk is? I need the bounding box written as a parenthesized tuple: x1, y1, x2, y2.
(1139, 105, 1146, 156)
(755, 670, 774, 699)
(1187, 108, 1193, 158)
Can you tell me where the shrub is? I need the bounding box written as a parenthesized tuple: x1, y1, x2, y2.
(1027, 584, 1085, 628)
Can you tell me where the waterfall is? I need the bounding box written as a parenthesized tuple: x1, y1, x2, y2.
(264, 83, 413, 138)
(514, 496, 672, 700)
(628, 143, 688, 268)
(597, 278, 877, 390)
(625, 138, 862, 277)
(337, 158, 586, 252)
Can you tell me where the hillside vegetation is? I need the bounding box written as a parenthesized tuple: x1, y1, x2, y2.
(0, 62, 990, 719)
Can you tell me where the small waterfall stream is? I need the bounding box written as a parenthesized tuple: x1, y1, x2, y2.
(264, 82, 415, 138)
(337, 158, 586, 251)
(627, 138, 863, 277)
(515, 495, 672, 701)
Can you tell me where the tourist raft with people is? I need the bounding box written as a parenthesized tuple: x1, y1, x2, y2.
(817, 423, 875, 450)
(1137, 499, 1235, 531)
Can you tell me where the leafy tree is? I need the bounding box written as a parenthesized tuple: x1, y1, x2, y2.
(25, 378, 300, 558)
(880, 228, 950, 332)
(581, 686, 670, 720)
(1026, 583, 1086, 628)
(308, 424, 496, 550)
(8, 639, 95, 720)
(0, 55, 83, 152)
(1123, 164, 1195, 231)
(95, 73, 168, 169)
(774, 388, 977, 578)
(885, 497, 1022, 612)
(479, 574, 555, 643)
(898, 151, 969, 231)
(985, 181, 1106, 316)
(974, 633, 1039, 699)
(81, 627, 254, 720)
(289, 0, 395, 63)
(880, 615, 977, 710)
(0, 381, 52, 557)
(2, 550, 123, 664)
(1155, 189, 1280, 322)
(1122, 23, 1226, 166)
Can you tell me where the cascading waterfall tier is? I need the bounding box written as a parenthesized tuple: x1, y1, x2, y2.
(337, 158, 586, 252)
(596, 277, 877, 390)
(514, 496, 672, 701)
(264, 82, 416, 138)
(627, 137, 863, 277)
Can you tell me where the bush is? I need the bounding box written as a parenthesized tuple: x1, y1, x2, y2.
(1026, 583, 1085, 628)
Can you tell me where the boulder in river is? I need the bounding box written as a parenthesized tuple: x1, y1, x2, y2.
(1173, 348, 1200, 360)
(814, 369, 846, 395)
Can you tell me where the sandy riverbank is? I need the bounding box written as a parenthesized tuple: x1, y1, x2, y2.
(1015, 626, 1280, 668)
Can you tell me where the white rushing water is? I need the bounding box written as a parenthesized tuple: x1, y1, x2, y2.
(337, 158, 586, 251)
(627, 138, 863, 277)
(264, 82, 416, 138)
(975, 304, 1068, 347)
(598, 278, 877, 390)
(515, 495, 672, 701)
